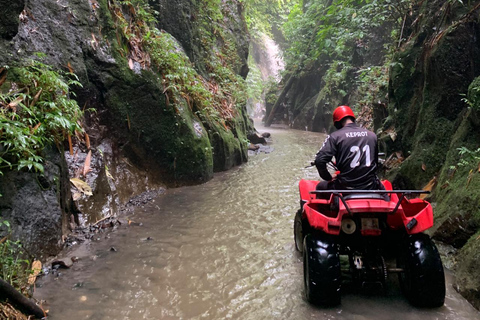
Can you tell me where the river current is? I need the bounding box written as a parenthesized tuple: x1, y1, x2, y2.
(35, 125, 480, 320)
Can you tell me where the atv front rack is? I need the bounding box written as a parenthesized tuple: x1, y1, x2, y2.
(309, 190, 430, 217)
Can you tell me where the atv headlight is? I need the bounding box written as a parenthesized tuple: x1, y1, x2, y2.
(341, 218, 356, 234)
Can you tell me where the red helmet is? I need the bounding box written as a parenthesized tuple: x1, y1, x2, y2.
(333, 105, 355, 123)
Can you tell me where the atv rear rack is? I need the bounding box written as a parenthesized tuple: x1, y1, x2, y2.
(309, 190, 430, 217)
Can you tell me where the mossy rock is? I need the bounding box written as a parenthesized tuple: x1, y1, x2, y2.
(454, 233, 480, 311)
(430, 107, 480, 246)
(88, 58, 214, 184)
(387, 11, 480, 189)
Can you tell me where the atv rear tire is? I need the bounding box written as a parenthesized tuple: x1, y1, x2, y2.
(303, 233, 341, 306)
(398, 233, 445, 308)
(294, 209, 304, 252)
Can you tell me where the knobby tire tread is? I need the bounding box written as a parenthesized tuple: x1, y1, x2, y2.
(399, 233, 445, 308)
(303, 234, 341, 306)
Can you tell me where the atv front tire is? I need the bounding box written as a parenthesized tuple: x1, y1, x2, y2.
(398, 233, 445, 307)
(294, 209, 304, 252)
(303, 233, 341, 306)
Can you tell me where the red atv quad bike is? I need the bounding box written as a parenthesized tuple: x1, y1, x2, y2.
(294, 179, 445, 307)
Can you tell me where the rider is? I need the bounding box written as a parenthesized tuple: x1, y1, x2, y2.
(315, 105, 382, 191)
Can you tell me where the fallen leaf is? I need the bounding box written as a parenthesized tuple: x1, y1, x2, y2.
(0, 236, 8, 244)
(30, 122, 41, 134)
(28, 260, 42, 285)
(85, 133, 91, 150)
(83, 150, 92, 177)
(70, 178, 93, 196)
(466, 169, 474, 188)
(68, 133, 73, 156)
(420, 176, 437, 199)
(0, 68, 7, 87)
(128, 58, 134, 70)
(72, 192, 82, 201)
(75, 129, 83, 141)
(30, 88, 42, 108)
(67, 62, 74, 74)
(91, 33, 98, 49)
(421, 163, 427, 171)
(8, 96, 24, 109)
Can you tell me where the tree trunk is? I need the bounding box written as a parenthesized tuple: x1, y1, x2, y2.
(0, 278, 46, 318)
(265, 76, 295, 127)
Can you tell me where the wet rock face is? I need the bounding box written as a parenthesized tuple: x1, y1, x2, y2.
(0, 0, 25, 40)
(0, 148, 72, 259)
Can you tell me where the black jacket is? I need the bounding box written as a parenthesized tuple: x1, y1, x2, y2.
(315, 123, 379, 189)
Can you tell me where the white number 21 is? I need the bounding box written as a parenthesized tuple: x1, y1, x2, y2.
(349, 145, 371, 168)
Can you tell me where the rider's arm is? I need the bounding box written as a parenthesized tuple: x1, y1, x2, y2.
(315, 135, 336, 181)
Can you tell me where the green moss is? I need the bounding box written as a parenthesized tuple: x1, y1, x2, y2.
(432, 107, 480, 223)
(101, 65, 214, 183)
(454, 231, 480, 310)
(388, 42, 423, 151)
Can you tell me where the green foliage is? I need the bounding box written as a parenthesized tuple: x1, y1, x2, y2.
(0, 60, 83, 175)
(274, 0, 412, 127)
(0, 220, 30, 291)
(241, 0, 297, 39)
(283, 0, 410, 70)
(317, 60, 352, 102)
(245, 53, 265, 105)
(109, 0, 247, 126)
(265, 78, 280, 105)
(463, 75, 480, 111)
(452, 146, 480, 169)
(356, 65, 389, 108)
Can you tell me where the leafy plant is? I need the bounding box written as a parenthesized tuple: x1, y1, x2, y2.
(241, 0, 297, 40)
(462, 76, 480, 111)
(455, 146, 480, 168)
(0, 60, 83, 175)
(245, 53, 265, 106)
(356, 65, 389, 109)
(0, 220, 31, 292)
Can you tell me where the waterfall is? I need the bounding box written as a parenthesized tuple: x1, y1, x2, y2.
(247, 33, 285, 118)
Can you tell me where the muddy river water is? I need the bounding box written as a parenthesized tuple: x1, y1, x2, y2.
(35, 126, 480, 320)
